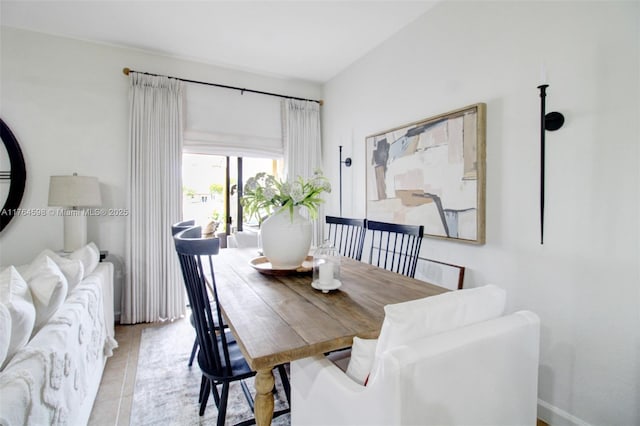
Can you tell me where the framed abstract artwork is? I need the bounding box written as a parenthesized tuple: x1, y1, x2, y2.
(365, 103, 486, 244)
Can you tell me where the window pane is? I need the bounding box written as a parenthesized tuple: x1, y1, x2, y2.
(182, 153, 282, 232)
(182, 153, 225, 235)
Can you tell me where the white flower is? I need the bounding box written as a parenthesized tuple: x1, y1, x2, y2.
(280, 182, 292, 197)
(263, 186, 277, 201)
(265, 175, 277, 189)
(311, 175, 331, 193)
(241, 170, 331, 221)
(245, 177, 257, 192)
(290, 182, 305, 203)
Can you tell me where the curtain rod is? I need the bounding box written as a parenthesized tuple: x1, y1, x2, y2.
(122, 67, 323, 105)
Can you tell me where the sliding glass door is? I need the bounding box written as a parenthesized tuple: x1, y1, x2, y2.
(182, 153, 281, 244)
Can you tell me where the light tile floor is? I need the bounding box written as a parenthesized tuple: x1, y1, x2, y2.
(88, 323, 153, 426)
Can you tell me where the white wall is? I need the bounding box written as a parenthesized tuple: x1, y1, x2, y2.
(0, 27, 322, 316)
(322, 1, 639, 425)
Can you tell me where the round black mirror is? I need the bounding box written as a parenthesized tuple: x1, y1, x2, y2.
(0, 118, 27, 232)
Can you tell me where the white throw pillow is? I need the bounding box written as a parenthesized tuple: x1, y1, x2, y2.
(31, 249, 84, 293)
(69, 242, 100, 276)
(0, 303, 12, 368)
(0, 266, 36, 369)
(22, 256, 64, 304)
(344, 336, 378, 385)
(351, 285, 507, 385)
(21, 256, 69, 333)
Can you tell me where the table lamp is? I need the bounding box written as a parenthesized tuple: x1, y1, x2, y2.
(48, 173, 102, 252)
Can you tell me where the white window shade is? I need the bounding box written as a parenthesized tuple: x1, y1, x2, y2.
(184, 83, 283, 158)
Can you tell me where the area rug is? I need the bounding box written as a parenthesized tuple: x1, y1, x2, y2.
(131, 318, 290, 425)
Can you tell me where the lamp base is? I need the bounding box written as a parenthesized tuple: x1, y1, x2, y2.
(63, 212, 87, 252)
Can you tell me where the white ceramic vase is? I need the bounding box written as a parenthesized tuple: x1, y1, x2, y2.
(261, 206, 312, 269)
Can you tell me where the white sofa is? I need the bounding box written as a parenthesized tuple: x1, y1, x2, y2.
(0, 243, 117, 426)
(291, 286, 541, 426)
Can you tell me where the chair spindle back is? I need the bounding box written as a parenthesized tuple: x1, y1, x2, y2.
(366, 220, 424, 278)
(173, 227, 233, 377)
(171, 219, 196, 236)
(325, 216, 367, 261)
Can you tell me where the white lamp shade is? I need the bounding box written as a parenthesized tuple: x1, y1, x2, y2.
(48, 175, 102, 207)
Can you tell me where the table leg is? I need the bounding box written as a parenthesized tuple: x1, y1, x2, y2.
(255, 368, 275, 426)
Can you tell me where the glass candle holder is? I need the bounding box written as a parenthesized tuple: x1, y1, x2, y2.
(312, 240, 341, 289)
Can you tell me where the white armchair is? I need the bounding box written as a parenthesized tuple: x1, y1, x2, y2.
(291, 288, 540, 426)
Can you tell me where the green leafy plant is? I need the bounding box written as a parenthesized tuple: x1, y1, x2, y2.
(241, 170, 331, 222)
(183, 186, 196, 198)
(209, 183, 223, 196)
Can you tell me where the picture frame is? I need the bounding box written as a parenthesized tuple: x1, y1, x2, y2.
(365, 103, 486, 244)
(414, 257, 465, 290)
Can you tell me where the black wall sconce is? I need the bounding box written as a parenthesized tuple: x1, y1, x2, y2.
(538, 84, 565, 245)
(339, 145, 352, 216)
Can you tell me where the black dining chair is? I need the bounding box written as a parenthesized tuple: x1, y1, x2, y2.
(173, 226, 290, 425)
(365, 220, 424, 278)
(171, 220, 201, 367)
(325, 216, 367, 261)
(172, 219, 196, 234)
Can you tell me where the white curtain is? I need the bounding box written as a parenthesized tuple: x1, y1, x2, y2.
(122, 73, 185, 324)
(282, 99, 324, 245)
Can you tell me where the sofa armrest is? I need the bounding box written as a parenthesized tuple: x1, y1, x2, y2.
(84, 262, 115, 342)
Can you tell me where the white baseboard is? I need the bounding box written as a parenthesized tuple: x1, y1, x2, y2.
(538, 399, 593, 426)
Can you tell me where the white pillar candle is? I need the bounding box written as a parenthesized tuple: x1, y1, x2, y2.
(319, 262, 334, 285)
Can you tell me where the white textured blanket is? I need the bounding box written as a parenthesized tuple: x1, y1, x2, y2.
(0, 263, 117, 426)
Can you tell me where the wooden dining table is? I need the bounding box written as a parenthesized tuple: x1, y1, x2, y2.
(213, 247, 448, 426)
